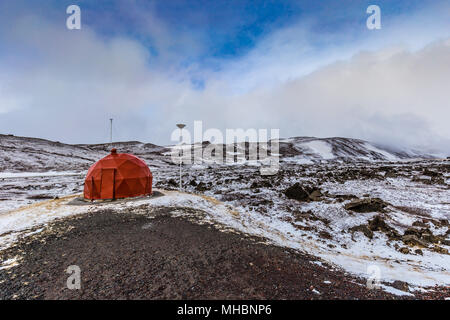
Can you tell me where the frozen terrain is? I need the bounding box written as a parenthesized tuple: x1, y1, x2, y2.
(0, 134, 449, 297)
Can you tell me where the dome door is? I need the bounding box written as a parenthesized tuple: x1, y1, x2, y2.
(100, 168, 116, 200)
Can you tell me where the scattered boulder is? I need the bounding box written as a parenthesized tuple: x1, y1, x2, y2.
(422, 169, 440, 177)
(284, 183, 309, 201)
(167, 179, 177, 187)
(414, 249, 423, 255)
(333, 194, 358, 203)
(284, 183, 322, 202)
(384, 171, 397, 178)
(403, 227, 422, 237)
(412, 220, 427, 228)
(391, 280, 409, 292)
(349, 225, 373, 239)
(368, 216, 389, 232)
(412, 170, 445, 185)
(369, 216, 401, 240)
(432, 246, 449, 255)
(421, 231, 439, 244)
(349, 216, 400, 240)
(26, 194, 54, 200)
(402, 227, 444, 246)
(308, 189, 322, 201)
(195, 182, 209, 192)
(319, 230, 332, 240)
(344, 198, 389, 213)
(250, 180, 273, 189)
(399, 247, 410, 254)
(401, 235, 428, 248)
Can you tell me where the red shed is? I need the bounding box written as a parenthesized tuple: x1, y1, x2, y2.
(84, 148, 152, 200)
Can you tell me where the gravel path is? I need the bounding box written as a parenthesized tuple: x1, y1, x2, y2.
(0, 207, 419, 299)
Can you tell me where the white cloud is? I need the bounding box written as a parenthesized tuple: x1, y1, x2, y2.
(162, 39, 450, 153)
(0, 3, 449, 155)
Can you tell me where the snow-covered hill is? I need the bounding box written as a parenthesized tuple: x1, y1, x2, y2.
(171, 136, 442, 165)
(0, 134, 103, 172)
(277, 137, 441, 162)
(0, 134, 171, 172)
(0, 134, 442, 172)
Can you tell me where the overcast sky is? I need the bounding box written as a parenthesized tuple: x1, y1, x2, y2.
(0, 0, 449, 153)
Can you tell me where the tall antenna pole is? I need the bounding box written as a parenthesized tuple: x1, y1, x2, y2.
(110, 118, 113, 148)
(176, 123, 186, 191)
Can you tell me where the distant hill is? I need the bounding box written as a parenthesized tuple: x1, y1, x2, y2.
(0, 134, 440, 172)
(276, 136, 439, 163)
(0, 134, 171, 172)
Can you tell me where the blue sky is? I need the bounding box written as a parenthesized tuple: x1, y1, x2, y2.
(4, 0, 435, 68)
(0, 0, 449, 152)
(29, 0, 435, 67)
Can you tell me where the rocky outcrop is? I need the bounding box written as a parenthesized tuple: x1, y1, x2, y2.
(284, 183, 322, 202)
(401, 227, 448, 248)
(349, 215, 400, 240)
(345, 198, 389, 213)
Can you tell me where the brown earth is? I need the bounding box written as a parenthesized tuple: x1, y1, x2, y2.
(0, 208, 446, 300)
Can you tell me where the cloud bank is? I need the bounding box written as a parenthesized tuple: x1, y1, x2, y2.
(0, 1, 449, 155)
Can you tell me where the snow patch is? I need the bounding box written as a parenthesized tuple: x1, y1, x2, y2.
(303, 141, 335, 160)
(380, 284, 414, 297)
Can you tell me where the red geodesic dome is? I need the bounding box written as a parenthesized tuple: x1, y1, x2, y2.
(84, 148, 152, 200)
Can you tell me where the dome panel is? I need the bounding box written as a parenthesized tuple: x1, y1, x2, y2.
(83, 149, 153, 200)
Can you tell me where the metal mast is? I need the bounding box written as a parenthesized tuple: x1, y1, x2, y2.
(176, 123, 186, 190)
(110, 118, 113, 148)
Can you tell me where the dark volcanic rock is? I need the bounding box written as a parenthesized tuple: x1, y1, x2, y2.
(401, 227, 445, 247)
(350, 216, 400, 240)
(195, 182, 209, 192)
(0, 209, 400, 300)
(422, 169, 440, 177)
(399, 247, 410, 254)
(308, 189, 322, 201)
(349, 225, 374, 239)
(319, 230, 332, 240)
(402, 235, 428, 248)
(432, 246, 449, 255)
(344, 198, 389, 213)
(284, 183, 310, 202)
(26, 194, 54, 200)
(167, 179, 177, 187)
(250, 180, 273, 189)
(391, 280, 410, 292)
(333, 194, 358, 203)
(367, 216, 399, 241)
(284, 183, 322, 202)
(412, 221, 427, 228)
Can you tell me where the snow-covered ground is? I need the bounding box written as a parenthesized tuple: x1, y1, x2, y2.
(0, 161, 450, 292)
(0, 134, 449, 296)
(0, 171, 86, 214)
(153, 159, 450, 291)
